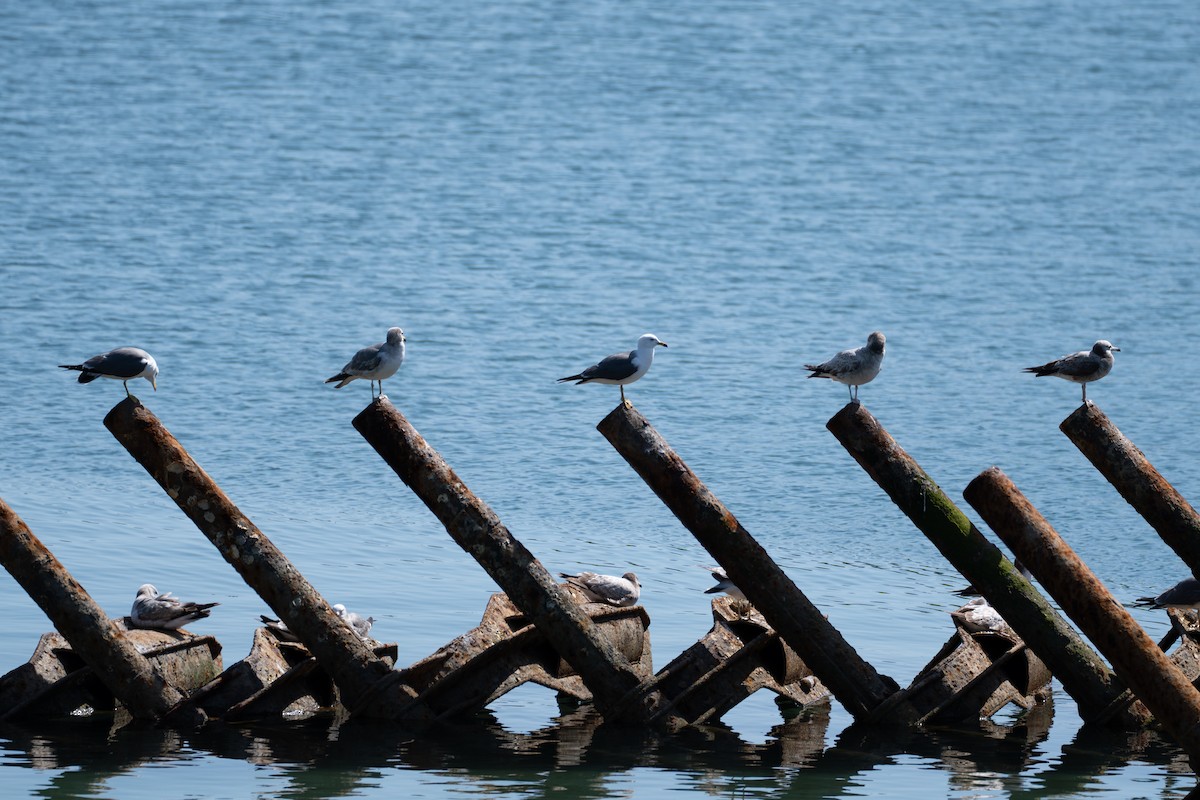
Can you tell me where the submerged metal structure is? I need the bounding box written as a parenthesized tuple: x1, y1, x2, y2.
(1, 395, 1199, 768)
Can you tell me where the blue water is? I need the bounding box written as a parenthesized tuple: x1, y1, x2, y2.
(2, 0, 1199, 796)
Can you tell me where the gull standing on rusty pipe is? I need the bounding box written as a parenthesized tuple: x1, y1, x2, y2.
(1023, 339, 1118, 403)
(804, 331, 886, 403)
(59, 347, 158, 397)
(558, 333, 667, 405)
(326, 327, 406, 399)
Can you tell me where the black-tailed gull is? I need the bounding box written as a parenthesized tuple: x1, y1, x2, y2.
(1023, 340, 1119, 403)
(260, 615, 301, 643)
(559, 571, 641, 607)
(700, 565, 747, 601)
(1134, 577, 1200, 611)
(333, 603, 376, 639)
(59, 347, 158, 397)
(326, 327, 406, 398)
(130, 584, 217, 630)
(558, 333, 667, 405)
(804, 331, 886, 402)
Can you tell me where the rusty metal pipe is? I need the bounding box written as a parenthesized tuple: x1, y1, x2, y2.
(0, 497, 203, 724)
(965, 466, 1200, 753)
(103, 397, 395, 714)
(1061, 403, 1200, 576)
(596, 402, 910, 723)
(352, 397, 672, 725)
(827, 402, 1151, 727)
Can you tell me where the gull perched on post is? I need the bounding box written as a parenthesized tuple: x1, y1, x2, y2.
(558, 333, 668, 405)
(804, 331, 886, 403)
(1134, 577, 1200, 611)
(1023, 340, 1119, 403)
(59, 347, 158, 398)
(559, 571, 641, 607)
(130, 584, 217, 630)
(326, 327, 406, 398)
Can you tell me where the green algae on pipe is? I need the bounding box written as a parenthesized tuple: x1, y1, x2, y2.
(827, 401, 1150, 728)
(965, 466, 1200, 756)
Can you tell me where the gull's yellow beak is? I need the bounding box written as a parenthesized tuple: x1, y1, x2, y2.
(152, 377, 158, 391)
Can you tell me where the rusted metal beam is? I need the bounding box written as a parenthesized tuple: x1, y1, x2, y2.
(0, 497, 204, 725)
(103, 397, 396, 715)
(352, 397, 673, 726)
(596, 402, 911, 724)
(827, 402, 1151, 727)
(393, 594, 652, 722)
(964, 466, 1200, 754)
(1060, 403, 1200, 576)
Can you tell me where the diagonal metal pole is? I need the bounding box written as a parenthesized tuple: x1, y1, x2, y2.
(1060, 403, 1200, 577)
(596, 402, 912, 724)
(352, 397, 674, 726)
(0, 497, 204, 725)
(827, 401, 1151, 727)
(965, 466, 1200, 757)
(103, 397, 397, 715)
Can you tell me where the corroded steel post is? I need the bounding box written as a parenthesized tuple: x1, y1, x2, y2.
(597, 402, 910, 724)
(103, 397, 395, 714)
(0, 497, 204, 724)
(965, 466, 1200, 754)
(1061, 403, 1200, 575)
(353, 397, 672, 726)
(828, 402, 1151, 727)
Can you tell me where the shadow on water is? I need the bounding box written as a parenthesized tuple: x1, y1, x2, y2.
(1, 698, 1197, 799)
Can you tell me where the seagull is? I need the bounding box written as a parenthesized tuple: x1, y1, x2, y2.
(700, 565, 747, 601)
(333, 603, 376, 639)
(952, 559, 1033, 598)
(558, 333, 668, 405)
(804, 331, 886, 402)
(259, 615, 301, 643)
(59, 347, 158, 397)
(558, 571, 641, 607)
(129, 584, 217, 630)
(950, 597, 1009, 634)
(1023, 340, 1119, 403)
(1134, 577, 1200, 611)
(326, 327, 406, 398)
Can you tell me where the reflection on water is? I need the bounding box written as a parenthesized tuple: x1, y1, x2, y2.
(2, 699, 1196, 799)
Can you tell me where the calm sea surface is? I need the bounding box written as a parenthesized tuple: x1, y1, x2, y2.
(2, 0, 1199, 797)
